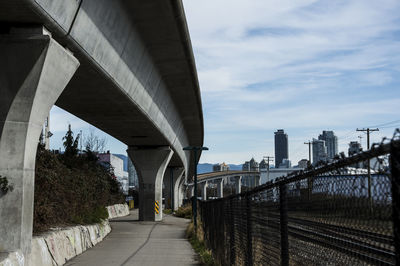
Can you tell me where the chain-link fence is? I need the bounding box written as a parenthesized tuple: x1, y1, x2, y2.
(199, 137, 400, 265)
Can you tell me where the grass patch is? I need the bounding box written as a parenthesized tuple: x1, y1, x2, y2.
(163, 208, 173, 215)
(187, 221, 216, 266)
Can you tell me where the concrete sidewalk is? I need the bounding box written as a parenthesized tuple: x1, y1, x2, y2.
(65, 210, 200, 266)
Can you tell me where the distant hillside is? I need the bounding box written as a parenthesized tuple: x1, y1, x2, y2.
(228, 164, 243, 171)
(197, 163, 243, 174)
(197, 163, 213, 174)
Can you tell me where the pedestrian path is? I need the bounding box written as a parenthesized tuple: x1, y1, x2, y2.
(65, 210, 200, 266)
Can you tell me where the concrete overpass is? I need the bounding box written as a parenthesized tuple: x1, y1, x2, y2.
(0, 0, 203, 257)
(187, 171, 260, 200)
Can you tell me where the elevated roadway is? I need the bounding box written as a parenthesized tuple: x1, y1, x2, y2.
(187, 171, 261, 200)
(0, 0, 203, 257)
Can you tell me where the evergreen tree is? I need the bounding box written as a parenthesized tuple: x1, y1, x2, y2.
(63, 124, 80, 157)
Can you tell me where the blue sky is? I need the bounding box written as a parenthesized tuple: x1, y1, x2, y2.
(50, 0, 400, 165)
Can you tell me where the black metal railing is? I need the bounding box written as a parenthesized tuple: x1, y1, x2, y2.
(199, 135, 400, 266)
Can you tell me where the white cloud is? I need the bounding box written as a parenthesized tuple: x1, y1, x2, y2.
(184, 0, 400, 164)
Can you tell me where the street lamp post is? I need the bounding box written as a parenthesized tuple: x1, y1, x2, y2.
(183, 146, 208, 233)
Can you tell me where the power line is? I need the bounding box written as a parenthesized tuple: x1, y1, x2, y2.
(356, 128, 379, 150)
(368, 119, 400, 128)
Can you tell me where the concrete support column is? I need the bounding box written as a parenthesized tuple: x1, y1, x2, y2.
(255, 175, 261, 187)
(200, 181, 208, 200)
(163, 167, 184, 210)
(235, 176, 242, 194)
(127, 146, 173, 221)
(177, 178, 186, 209)
(0, 32, 79, 254)
(173, 170, 185, 211)
(217, 178, 224, 198)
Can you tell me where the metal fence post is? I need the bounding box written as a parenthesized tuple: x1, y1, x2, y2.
(280, 183, 289, 266)
(246, 194, 253, 265)
(390, 141, 400, 265)
(229, 199, 236, 265)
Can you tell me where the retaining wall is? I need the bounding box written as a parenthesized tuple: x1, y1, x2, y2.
(0, 204, 129, 266)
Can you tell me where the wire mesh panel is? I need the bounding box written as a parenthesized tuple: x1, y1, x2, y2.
(251, 186, 281, 265)
(286, 173, 394, 265)
(198, 137, 400, 265)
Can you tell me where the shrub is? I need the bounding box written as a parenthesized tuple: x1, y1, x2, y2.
(33, 146, 124, 233)
(175, 203, 192, 219)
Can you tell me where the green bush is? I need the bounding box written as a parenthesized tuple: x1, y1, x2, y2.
(33, 146, 124, 233)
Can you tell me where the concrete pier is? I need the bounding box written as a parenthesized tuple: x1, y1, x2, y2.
(0, 33, 79, 254)
(235, 176, 242, 194)
(216, 179, 224, 198)
(127, 147, 173, 221)
(200, 181, 208, 201)
(163, 167, 184, 210)
(176, 177, 186, 210)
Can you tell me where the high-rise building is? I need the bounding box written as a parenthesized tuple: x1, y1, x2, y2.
(242, 158, 259, 172)
(318, 131, 338, 160)
(312, 138, 327, 165)
(274, 129, 288, 168)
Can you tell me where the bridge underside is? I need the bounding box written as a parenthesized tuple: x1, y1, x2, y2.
(0, 0, 203, 258)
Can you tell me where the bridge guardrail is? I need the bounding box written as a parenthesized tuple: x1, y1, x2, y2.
(198, 131, 400, 266)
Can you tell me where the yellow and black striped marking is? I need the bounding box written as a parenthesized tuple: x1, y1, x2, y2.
(155, 200, 159, 214)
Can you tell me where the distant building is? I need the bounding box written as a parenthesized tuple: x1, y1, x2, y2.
(242, 158, 259, 172)
(298, 159, 309, 169)
(274, 129, 288, 168)
(348, 141, 363, 156)
(348, 141, 363, 168)
(279, 159, 291, 168)
(318, 131, 338, 160)
(213, 162, 229, 172)
(98, 152, 129, 194)
(259, 159, 269, 170)
(260, 168, 300, 184)
(312, 138, 327, 165)
(128, 158, 138, 187)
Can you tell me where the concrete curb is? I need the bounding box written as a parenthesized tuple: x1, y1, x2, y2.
(0, 204, 129, 266)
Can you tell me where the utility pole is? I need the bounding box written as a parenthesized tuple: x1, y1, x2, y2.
(304, 141, 312, 166)
(183, 146, 209, 234)
(358, 135, 363, 147)
(304, 141, 313, 200)
(356, 128, 379, 213)
(263, 156, 274, 182)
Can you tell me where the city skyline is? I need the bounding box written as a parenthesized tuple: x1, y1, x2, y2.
(48, 109, 394, 166)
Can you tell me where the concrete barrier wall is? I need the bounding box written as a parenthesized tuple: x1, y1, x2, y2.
(0, 204, 129, 266)
(106, 203, 130, 219)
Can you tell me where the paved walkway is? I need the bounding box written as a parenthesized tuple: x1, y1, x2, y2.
(65, 210, 200, 266)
